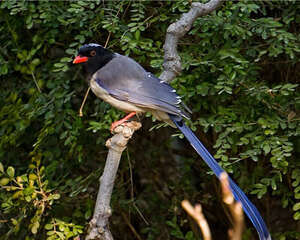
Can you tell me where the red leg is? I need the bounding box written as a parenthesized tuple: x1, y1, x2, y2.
(110, 112, 136, 132)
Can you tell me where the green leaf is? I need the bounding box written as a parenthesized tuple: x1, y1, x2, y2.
(11, 218, 18, 225)
(56, 231, 65, 239)
(0, 163, 4, 173)
(7, 167, 15, 178)
(263, 144, 271, 154)
(293, 202, 300, 211)
(31, 58, 40, 66)
(45, 224, 53, 230)
(54, 63, 65, 68)
(185, 231, 194, 240)
(135, 30, 140, 40)
(31, 221, 40, 234)
(47, 231, 55, 236)
(60, 57, 72, 63)
(0, 178, 10, 186)
(295, 193, 300, 199)
(25, 195, 31, 202)
(294, 211, 300, 220)
(52, 193, 60, 200)
(29, 173, 38, 181)
(24, 186, 35, 196)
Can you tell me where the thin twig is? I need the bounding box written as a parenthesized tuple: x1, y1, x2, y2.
(126, 149, 149, 225)
(30, 70, 42, 93)
(220, 172, 244, 240)
(120, 210, 143, 240)
(181, 200, 212, 240)
(79, 86, 90, 117)
(104, 32, 112, 49)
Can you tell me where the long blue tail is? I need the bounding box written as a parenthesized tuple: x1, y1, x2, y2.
(169, 115, 271, 240)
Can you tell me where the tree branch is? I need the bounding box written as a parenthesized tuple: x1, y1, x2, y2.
(181, 173, 244, 240)
(86, 1, 222, 239)
(86, 122, 141, 240)
(160, 0, 222, 82)
(181, 200, 212, 240)
(220, 173, 244, 240)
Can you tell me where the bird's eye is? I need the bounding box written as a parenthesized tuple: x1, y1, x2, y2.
(90, 50, 96, 57)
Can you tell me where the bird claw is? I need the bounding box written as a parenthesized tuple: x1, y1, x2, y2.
(110, 120, 128, 133)
(110, 112, 137, 133)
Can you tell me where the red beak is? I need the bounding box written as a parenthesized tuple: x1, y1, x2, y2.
(73, 56, 88, 64)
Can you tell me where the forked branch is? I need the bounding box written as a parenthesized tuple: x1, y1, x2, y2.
(181, 172, 244, 240)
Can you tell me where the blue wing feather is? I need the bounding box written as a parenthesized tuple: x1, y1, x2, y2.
(94, 55, 191, 118)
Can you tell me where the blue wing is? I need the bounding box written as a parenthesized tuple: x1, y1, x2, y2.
(93, 54, 191, 118)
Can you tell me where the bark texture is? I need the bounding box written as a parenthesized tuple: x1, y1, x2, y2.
(160, 0, 222, 82)
(86, 122, 142, 240)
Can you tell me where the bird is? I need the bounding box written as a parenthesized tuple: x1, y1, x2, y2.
(73, 43, 271, 240)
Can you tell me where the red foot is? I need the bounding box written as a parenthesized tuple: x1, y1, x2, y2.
(110, 112, 136, 133)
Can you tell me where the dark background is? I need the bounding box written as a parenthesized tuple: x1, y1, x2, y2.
(0, 1, 299, 239)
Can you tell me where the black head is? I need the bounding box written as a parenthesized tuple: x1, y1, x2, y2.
(73, 43, 115, 75)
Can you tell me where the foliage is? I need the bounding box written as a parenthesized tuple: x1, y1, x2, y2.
(0, 0, 299, 239)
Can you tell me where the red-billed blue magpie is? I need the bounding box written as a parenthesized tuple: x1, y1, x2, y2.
(73, 43, 271, 240)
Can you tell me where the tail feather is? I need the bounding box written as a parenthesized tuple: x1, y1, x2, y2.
(169, 115, 271, 240)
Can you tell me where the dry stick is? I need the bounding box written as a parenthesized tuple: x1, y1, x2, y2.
(126, 149, 150, 225)
(220, 173, 244, 240)
(181, 200, 212, 240)
(86, 122, 142, 240)
(86, 1, 223, 239)
(79, 87, 91, 117)
(182, 173, 245, 240)
(120, 210, 143, 240)
(30, 70, 42, 93)
(104, 32, 112, 49)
